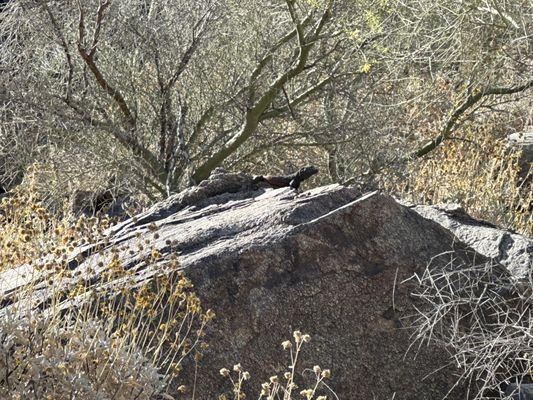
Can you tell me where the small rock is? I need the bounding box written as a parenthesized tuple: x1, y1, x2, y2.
(507, 130, 533, 184)
(505, 383, 533, 400)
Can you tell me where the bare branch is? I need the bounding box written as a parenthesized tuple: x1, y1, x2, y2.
(413, 79, 533, 158)
(248, 12, 314, 103)
(40, 2, 74, 102)
(166, 101, 189, 194)
(259, 75, 334, 121)
(89, 0, 111, 58)
(76, 1, 136, 130)
(165, 7, 215, 91)
(191, 1, 335, 183)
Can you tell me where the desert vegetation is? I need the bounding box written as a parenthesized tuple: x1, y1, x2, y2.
(218, 331, 335, 400)
(0, 180, 214, 399)
(0, 0, 532, 398)
(411, 254, 532, 399)
(1, 0, 531, 232)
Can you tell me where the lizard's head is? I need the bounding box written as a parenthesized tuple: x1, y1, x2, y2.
(252, 175, 267, 184)
(298, 166, 319, 179)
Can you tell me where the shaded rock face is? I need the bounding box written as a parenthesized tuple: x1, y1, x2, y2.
(412, 203, 532, 280)
(5, 169, 529, 399)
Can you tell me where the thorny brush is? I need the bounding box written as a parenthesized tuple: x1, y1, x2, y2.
(409, 253, 532, 399)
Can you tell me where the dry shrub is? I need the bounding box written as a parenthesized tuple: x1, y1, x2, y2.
(219, 331, 335, 400)
(410, 253, 532, 399)
(0, 312, 163, 399)
(387, 123, 532, 236)
(0, 168, 113, 269)
(0, 271, 213, 399)
(0, 180, 214, 399)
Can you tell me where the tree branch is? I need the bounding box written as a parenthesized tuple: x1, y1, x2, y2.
(191, 1, 334, 184)
(166, 101, 189, 194)
(88, 0, 110, 58)
(76, 0, 136, 130)
(412, 79, 533, 158)
(259, 75, 333, 121)
(164, 8, 214, 91)
(58, 96, 164, 179)
(248, 12, 313, 104)
(41, 2, 74, 102)
(74, 0, 167, 182)
(187, 105, 215, 148)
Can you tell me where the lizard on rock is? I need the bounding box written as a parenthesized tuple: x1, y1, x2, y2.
(252, 166, 319, 190)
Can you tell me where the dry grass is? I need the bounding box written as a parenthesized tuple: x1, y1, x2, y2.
(387, 122, 532, 236)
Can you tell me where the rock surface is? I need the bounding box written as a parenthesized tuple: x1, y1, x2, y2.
(506, 384, 533, 400)
(508, 130, 533, 183)
(412, 203, 532, 279)
(3, 169, 530, 399)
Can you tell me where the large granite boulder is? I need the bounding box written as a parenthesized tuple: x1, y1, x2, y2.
(2, 169, 528, 399)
